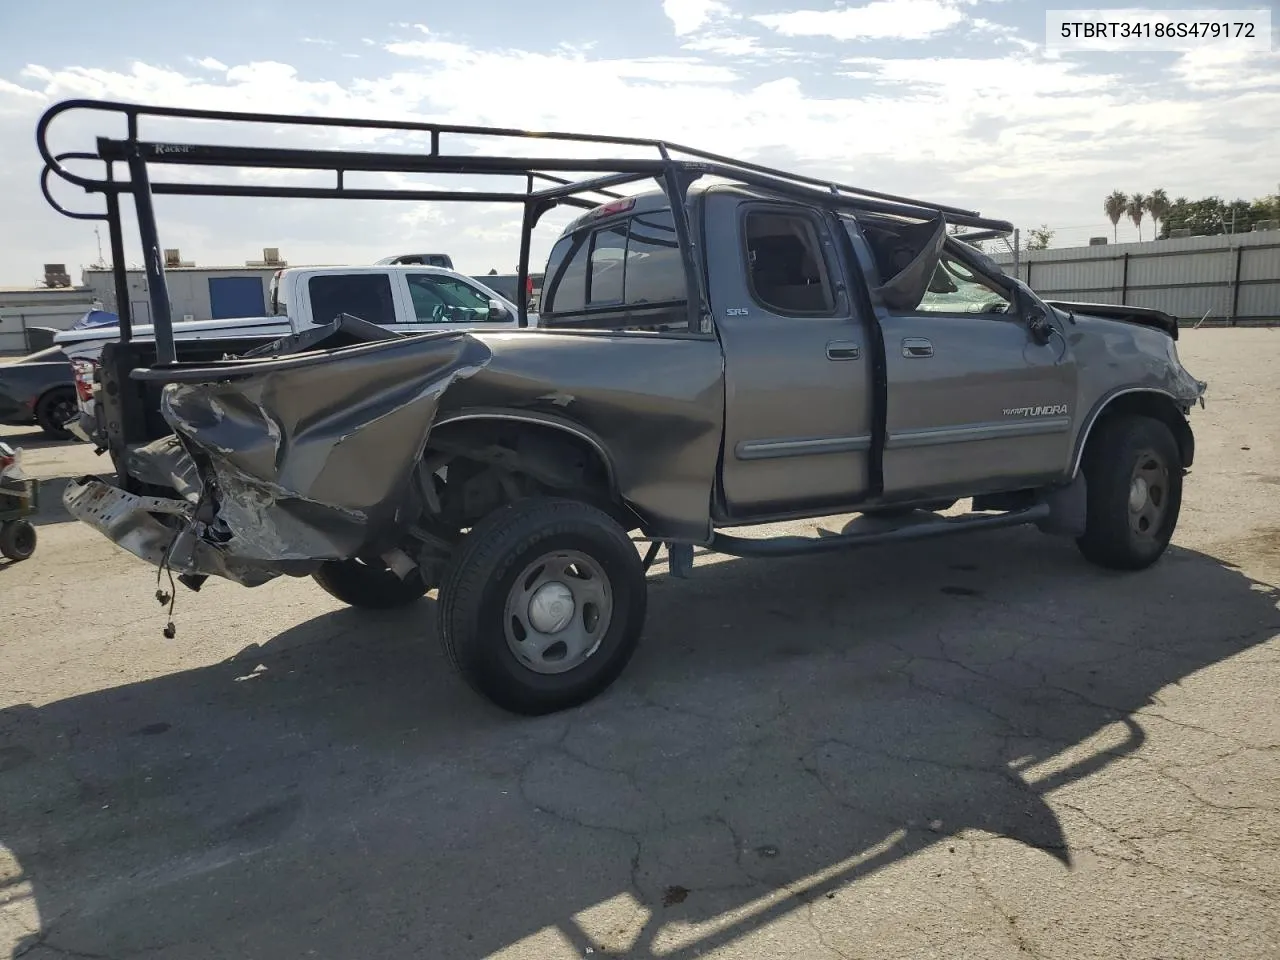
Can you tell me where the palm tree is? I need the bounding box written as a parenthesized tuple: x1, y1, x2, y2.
(1103, 190, 1128, 242)
(1146, 188, 1170, 239)
(1127, 192, 1147, 241)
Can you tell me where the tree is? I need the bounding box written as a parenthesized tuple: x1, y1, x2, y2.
(1126, 192, 1147, 240)
(1026, 224, 1055, 250)
(1145, 188, 1170, 238)
(1103, 190, 1128, 242)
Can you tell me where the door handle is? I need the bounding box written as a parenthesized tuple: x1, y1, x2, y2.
(902, 338, 933, 358)
(826, 340, 861, 361)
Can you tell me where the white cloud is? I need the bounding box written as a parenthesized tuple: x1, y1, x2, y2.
(192, 57, 229, 72)
(1, 25, 1279, 284)
(662, 0, 731, 36)
(301, 37, 337, 47)
(1171, 46, 1280, 93)
(755, 0, 968, 41)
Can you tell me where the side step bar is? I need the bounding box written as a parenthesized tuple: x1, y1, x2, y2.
(708, 504, 1050, 559)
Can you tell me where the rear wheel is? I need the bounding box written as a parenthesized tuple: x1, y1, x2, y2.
(1076, 415, 1182, 570)
(438, 497, 647, 715)
(35, 388, 77, 440)
(312, 558, 431, 609)
(0, 520, 36, 562)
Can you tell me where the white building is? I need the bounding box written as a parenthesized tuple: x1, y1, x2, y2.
(81, 247, 290, 325)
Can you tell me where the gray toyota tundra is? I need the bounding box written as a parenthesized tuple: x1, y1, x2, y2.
(40, 99, 1207, 715)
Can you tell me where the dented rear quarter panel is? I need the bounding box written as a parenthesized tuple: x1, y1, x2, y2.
(161, 328, 726, 561)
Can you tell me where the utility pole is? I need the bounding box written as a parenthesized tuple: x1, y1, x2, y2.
(1012, 228, 1020, 279)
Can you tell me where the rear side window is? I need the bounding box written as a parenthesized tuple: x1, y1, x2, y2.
(542, 210, 686, 316)
(743, 210, 835, 316)
(308, 274, 395, 326)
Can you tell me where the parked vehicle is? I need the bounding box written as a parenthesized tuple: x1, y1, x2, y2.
(0, 346, 77, 440)
(41, 100, 1206, 717)
(55, 265, 529, 446)
(0, 441, 38, 562)
(377, 252, 454, 269)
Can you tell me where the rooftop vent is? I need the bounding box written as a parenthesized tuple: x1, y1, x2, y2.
(42, 263, 71, 287)
(246, 247, 287, 267)
(1088, 236, 1108, 246)
(1169, 228, 1192, 239)
(163, 248, 194, 268)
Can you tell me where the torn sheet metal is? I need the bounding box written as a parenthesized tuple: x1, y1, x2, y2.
(76, 327, 725, 585)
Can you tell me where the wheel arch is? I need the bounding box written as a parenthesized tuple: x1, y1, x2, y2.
(1070, 388, 1195, 478)
(426, 410, 640, 530)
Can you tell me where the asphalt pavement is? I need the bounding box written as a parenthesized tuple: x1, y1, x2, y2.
(2, 329, 1278, 959)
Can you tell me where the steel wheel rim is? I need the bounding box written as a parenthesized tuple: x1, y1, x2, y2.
(1127, 447, 1169, 540)
(503, 549, 613, 675)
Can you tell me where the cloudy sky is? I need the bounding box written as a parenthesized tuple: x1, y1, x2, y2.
(0, 0, 1277, 286)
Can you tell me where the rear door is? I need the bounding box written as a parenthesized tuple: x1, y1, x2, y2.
(709, 195, 874, 518)
(303, 272, 399, 328)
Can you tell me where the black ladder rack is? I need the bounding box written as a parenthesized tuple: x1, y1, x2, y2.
(37, 97, 1014, 361)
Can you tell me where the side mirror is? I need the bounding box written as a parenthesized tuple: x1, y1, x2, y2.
(1013, 286, 1052, 345)
(487, 299, 510, 322)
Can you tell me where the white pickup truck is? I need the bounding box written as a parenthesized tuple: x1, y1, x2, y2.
(57, 264, 533, 441)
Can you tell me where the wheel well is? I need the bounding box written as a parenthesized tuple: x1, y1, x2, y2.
(1078, 391, 1194, 473)
(423, 417, 636, 530)
(37, 383, 75, 408)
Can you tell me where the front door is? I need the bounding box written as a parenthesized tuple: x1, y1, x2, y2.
(877, 248, 1077, 499)
(712, 198, 874, 518)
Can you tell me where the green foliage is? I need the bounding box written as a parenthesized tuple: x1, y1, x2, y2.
(1158, 193, 1280, 238)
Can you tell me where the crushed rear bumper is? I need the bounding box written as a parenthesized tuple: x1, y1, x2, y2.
(62, 476, 316, 587)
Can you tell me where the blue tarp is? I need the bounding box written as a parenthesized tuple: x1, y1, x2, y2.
(70, 309, 119, 330)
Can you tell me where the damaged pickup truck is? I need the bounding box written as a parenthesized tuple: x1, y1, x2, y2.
(38, 99, 1207, 715)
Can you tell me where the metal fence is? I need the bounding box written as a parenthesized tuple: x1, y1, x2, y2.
(991, 231, 1280, 326)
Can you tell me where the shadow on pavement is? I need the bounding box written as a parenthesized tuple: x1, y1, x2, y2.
(2, 528, 1278, 958)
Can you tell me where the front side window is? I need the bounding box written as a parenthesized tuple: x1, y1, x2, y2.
(917, 254, 1011, 314)
(743, 210, 836, 315)
(406, 273, 500, 323)
(308, 273, 395, 326)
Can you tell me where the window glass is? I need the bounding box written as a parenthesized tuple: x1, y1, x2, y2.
(308, 273, 395, 326)
(406, 273, 499, 323)
(543, 234, 589, 314)
(624, 212, 684, 305)
(588, 226, 627, 305)
(917, 255, 1011, 314)
(743, 211, 835, 315)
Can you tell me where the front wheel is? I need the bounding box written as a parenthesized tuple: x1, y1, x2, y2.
(438, 497, 647, 715)
(312, 558, 431, 609)
(0, 519, 36, 562)
(1076, 415, 1183, 570)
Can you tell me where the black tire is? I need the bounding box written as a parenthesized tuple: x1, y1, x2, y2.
(1076, 415, 1182, 571)
(438, 497, 647, 716)
(312, 558, 431, 609)
(35, 387, 77, 440)
(0, 520, 36, 562)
